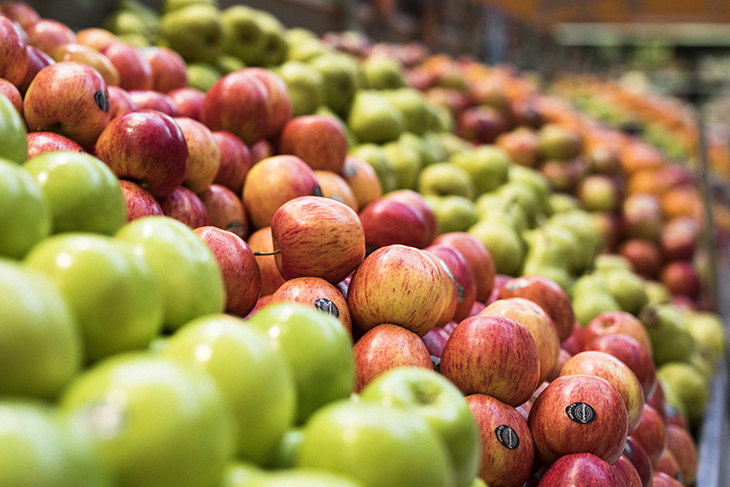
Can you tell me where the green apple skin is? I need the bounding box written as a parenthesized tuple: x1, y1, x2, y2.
(159, 4, 223, 63)
(571, 274, 622, 326)
(657, 362, 710, 427)
(0, 92, 27, 163)
(266, 427, 304, 469)
(60, 353, 235, 487)
(24, 233, 164, 363)
(220, 461, 265, 487)
(246, 470, 366, 487)
(468, 215, 525, 277)
(216, 54, 246, 75)
(685, 311, 727, 361)
(639, 303, 695, 365)
(449, 145, 510, 195)
(247, 303, 355, 425)
(349, 143, 397, 194)
(383, 140, 422, 190)
(161, 314, 297, 465)
(160, 0, 219, 15)
(475, 193, 529, 234)
(359, 367, 481, 487)
(186, 62, 223, 92)
(0, 259, 82, 400)
(296, 399, 455, 487)
(360, 56, 406, 91)
(383, 88, 431, 135)
(426, 195, 479, 235)
(275, 61, 325, 117)
(221, 6, 287, 67)
(23, 151, 126, 236)
(0, 159, 51, 259)
(347, 90, 406, 144)
(418, 162, 476, 200)
(114, 216, 225, 331)
(286, 37, 332, 63)
(0, 400, 110, 487)
(309, 52, 359, 116)
(598, 267, 648, 315)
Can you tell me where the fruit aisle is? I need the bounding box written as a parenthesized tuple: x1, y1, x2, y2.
(1, 0, 729, 486)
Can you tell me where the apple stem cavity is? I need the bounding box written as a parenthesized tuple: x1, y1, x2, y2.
(253, 250, 282, 256)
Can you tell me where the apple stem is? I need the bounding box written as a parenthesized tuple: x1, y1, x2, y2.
(253, 250, 282, 256)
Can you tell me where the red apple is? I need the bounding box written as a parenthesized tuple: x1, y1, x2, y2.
(631, 404, 667, 464)
(212, 130, 251, 195)
(250, 138, 274, 164)
(100, 41, 153, 92)
(539, 158, 586, 193)
(384, 189, 438, 244)
(421, 325, 450, 359)
(613, 453, 644, 487)
(340, 155, 383, 211)
(423, 250, 458, 328)
(465, 393, 535, 487)
(242, 155, 321, 230)
(0, 76, 22, 115)
(118, 179, 163, 223)
(495, 127, 540, 167)
(498, 275, 576, 343)
(265, 276, 351, 334)
(198, 183, 248, 239)
(433, 231, 496, 303)
(277, 115, 348, 173)
(174, 116, 220, 195)
(17, 44, 54, 95)
(107, 85, 137, 119)
(359, 196, 433, 250)
(665, 424, 697, 487)
(425, 243, 476, 322)
(456, 105, 507, 144)
(247, 226, 285, 297)
(24, 18, 75, 55)
(352, 323, 434, 392)
(128, 90, 180, 117)
(75, 27, 117, 52)
(652, 448, 680, 481)
(538, 453, 625, 486)
(194, 225, 261, 318)
(95, 109, 188, 199)
(584, 333, 657, 401)
(49, 42, 120, 88)
(621, 193, 663, 241)
(157, 186, 209, 228)
(168, 87, 205, 121)
(1, 1, 40, 28)
(651, 471, 684, 487)
(244, 67, 292, 140)
(660, 260, 702, 300)
(660, 216, 699, 262)
(481, 297, 560, 384)
(592, 211, 622, 253)
(313, 169, 358, 212)
(547, 347, 573, 383)
(527, 374, 629, 465)
(559, 350, 645, 433)
(624, 435, 654, 487)
(143, 46, 187, 94)
(24, 61, 111, 149)
(347, 245, 448, 337)
(562, 321, 585, 355)
(441, 314, 540, 406)
(619, 238, 663, 280)
(582, 311, 654, 357)
(26, 131, 84, 158)
(200, 69, 270, 145)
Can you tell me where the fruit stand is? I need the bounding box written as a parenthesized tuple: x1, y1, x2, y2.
(1, 0, 730, 486)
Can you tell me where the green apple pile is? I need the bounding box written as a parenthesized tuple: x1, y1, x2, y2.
(0, 0, 729, 486)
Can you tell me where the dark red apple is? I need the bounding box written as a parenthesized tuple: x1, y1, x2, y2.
(431, 232, 494, 304)
(100, 41, 153, 92)
(250, 138, 274, 164)
(107, 85, 137, 119)
(660, 261, 702, 300)
(197, 183, 248, 239)
(624, 435, 654, 487)
(359, 196, 433, 250)
(384, 190, 438, 244)
(26, 131, 84, 158)
(613, 453, 643, 487)
(118, 179, 163, 222)
(421, 325, 450, 359)
(128, 90, 180, 117)
(651, 471, 684, 487)
(244, 67, 292, 140)
(168, 87, 205, 121)
(157, 186, 209, 229)
(538, 452, 624, 486)
(143, 46, 187, 94)
(17, 44, 54, 96)
(631, 404, 667, 464)
(456, 105, 507, 144)
(619, 238, 663, 280)
(665, 424, 697, 487)
(212, 130, 251, 196)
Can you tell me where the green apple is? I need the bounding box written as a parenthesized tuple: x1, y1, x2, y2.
(309, 52, 359, 116)
(639, 303, 696, 365)
(347, 90, 405, 144)
(216, 54, 246, 75)
(434, 132, 472, 159)
(549, 210, 604, 274)
(116, 32, 151, 48)
(0, 259, 82, 400)
(359, 367, 481, 487)
(220, 461, 265, 487)
(24, 151, 126, 236)
(104, 10, 155, 40)
(685, 311, 727, 362)
(521, 227, 573, 276)
(247, 303, 355, 425)
(644, 279, 673, 306)
(114, 216, 225, 331)
(296, 399, 455, 487)
(383, 88, 432, 135)
(349, 143, 397, 194)
(284, 27, 318, 45)
(418, 162, 475, 200)
(187, 62, 223, 92)
(547, 193, 581, 214)
(0, 93, 26, 163)
(275, 61, 325, 117)
(597, 267, 648, 315)
(383, 140, 422, 190)
(449, 145, 510, 195)
(657, 362, 710, 427)
(246, 470, 366, 487)
(414, 132, 447, 166)
(159, 4, 223, 63)
(221, 6, 287, 67)
(0, 400, 110, 487)
(495, 181, 544, 228)
(474, 193, 528, 234)
(286, 36, 332, 63)
(24, 233, 163, 363)
(160, 0, 218, 14)
(360, 55, 406, 90)
(468, 214, 525, 277)
(60, 353, 235, 487)
(426, 195, 479, 235)
(507, 165, 550, 216)
(161, 314, 296, 465)
(570, 273, 621, 326)
(266, 427, 305, 469)
(0, 159, 51, 259)
(593, 254, 634, 273)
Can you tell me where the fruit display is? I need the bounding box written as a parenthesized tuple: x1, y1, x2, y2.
(0, 1, 728, 486)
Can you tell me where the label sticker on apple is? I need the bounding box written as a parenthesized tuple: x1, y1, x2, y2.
(94, 90, 110, 113)
(314, 298, 339, 318)
(495, 424, 520, 449)
(565, 402, 596, 425)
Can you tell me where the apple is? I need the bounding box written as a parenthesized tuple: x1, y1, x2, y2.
(624, 435, 654, 487)
(115, 216, 225, 331)
(360, 367, 481, 487)
(157, 186, 210, 229)
(250, 138, 274, 164)
(198, 183, 248, 239)
(1, 1, 40, 28)
(651, 472, 685, 487)
(0, 259, 82, 399)
(24, 61, 111, 149)
(25, 18, 75, 55)
(247, 303, 355, 424)
(295, 399, 455, 487)
(630, 404, 667, 464)
(576, 174, 621, 213)
(242, 155, 321, 230)
(244, 67, 292, 139)
(247, 226, 286, 297)
(143, 46, 187, 94)
(358, 195, 434, 250)
(528, 374, 629, 465)
(314, 169, 359, 211)
(538, 453, 625, 486)
(440, 314, 541, 406)
(265, 276, 352, 334)
(25, 233, 164, 363)
(0, 77, 22, 116)
(659, 216, 699, 262)
(271, 196, 365, 285)
(95, 109, 188, 199)
(385, 190, 439, 243)
(653, 448, 681, 480)
(50, 42, 120, 87)
(277, 115, 348, 173)
(664, 424, 697, 486)
(421, 325, 450, 360)
(194, 226, 261, 318)
(584, 333, 658, 401)
(582, 310, 654, 357)
(495, 127, 540, 167)
(456, 105, 507, 144)
(128, 90, 180, 117)
(200, 68, 270, 145)
(26, 131, 84, 158)
(100, 41, 153, 92)
(660, 261, 702, 300)
(241, 470, 365, 487)
(75, 27, 117, 51)
(23, 150, 126, 235)
(547, 348, 573, 382)
(60, 354, 234, 487)
(17, 44, 55, 96)
(119, 179, 163, 222)
(172, 116, 221, 194)
(621, 193, 663, 241)
(168, 87, 205, 121)
(107, 85, 137, 119)
(465, 393, 535, 487)
(161, 313, 294, 465)
(619, 239, 662, 280)
(425, 243, 477, 322)
(339, 155, 383, 211)
(432, 231, 496, 303)
(347, 245, 448, 337)
(212, 130, 251, 195)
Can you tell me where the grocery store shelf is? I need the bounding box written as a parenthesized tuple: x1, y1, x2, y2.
(553, 22, 730, 47)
